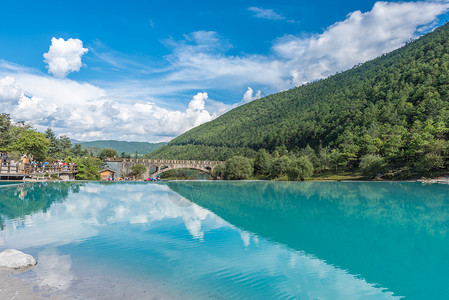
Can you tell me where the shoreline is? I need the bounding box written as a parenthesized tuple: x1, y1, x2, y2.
(0, 267, 65, 300)
(0, 261, 178, 300)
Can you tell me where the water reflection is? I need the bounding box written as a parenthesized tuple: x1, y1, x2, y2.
(1, 181, 445, 299)
(167, 181, 449, 300)
(35, 248, 75, 291)
(0, 182, 81, 230)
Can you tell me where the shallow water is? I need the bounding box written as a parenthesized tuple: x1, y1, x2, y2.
(0, 181, 448, 299)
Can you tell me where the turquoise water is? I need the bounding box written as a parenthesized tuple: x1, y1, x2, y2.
(0, 181, 448, 299)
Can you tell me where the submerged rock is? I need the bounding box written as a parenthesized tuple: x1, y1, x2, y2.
(0, 249, 37, 269)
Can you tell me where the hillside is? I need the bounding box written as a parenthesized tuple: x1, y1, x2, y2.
(149, 23, 449, 176)
(74, 140, 166, 155)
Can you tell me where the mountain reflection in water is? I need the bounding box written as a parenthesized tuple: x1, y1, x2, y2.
(167, 181, 449, 300)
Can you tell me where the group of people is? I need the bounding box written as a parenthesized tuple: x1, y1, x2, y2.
(1, 152, 8, 166)
(21, 154, 77, 173)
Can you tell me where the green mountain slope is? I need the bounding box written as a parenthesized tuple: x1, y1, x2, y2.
(75, 140, 166, 155)
(149, 24, 449, 175)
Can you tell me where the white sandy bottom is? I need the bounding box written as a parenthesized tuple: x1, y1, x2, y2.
(0, 267, 177, 300)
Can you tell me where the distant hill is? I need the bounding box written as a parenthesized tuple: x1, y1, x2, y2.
(149, 23, 449, 176)
(74, 140, 167, 155)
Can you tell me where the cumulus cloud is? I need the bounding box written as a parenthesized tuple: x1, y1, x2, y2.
(0, 76, 21, 101)
(43, 37, 89, 78)
(248, 7, 285, 20)
(242, 87, 262, 103)
(0, 71, 214, 141)
(273, 1, 449, 85)
(156, 1, 449, 94)
(0, 76, 54, 121)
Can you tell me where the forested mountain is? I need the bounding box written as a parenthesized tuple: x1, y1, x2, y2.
(149, 23, 449, 177)
(75, 140, 166, 155)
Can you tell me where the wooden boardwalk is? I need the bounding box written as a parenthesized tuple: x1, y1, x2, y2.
(0, 162, 78, 180)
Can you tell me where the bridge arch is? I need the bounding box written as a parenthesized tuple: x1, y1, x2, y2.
(148, 166, 213, 178)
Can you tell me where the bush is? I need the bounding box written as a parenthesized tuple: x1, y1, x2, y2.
(74, 156, 103, 180)
(130, 164, 147, 179)
(254, 149, 272, 175)
(224, 156, 253, 180)
(212, 163, 226, 179)
(359, 154, 386, 178)
(270, 156, 291, 178)
(414, 152, 445, 173)
(286, 156, 314, 181)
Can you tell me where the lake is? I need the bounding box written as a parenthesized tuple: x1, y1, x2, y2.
(0, 181, 448, 299)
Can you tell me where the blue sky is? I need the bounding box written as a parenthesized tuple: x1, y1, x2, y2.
(0, 1, 448, 142)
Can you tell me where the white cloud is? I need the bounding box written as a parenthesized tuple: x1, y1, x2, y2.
(242, 87, 262, 103)
(0, 76, 21, 101)
(248, 7, 285, 20)
(152, 1, 449, 95)
(43, 37, 89, 78)
(0, 72, 215, 141)
(273, 1, 449, 85)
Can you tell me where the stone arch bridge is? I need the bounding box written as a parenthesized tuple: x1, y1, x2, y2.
(106, 158, 224, 179)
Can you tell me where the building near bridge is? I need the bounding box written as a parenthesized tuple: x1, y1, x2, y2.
(100, 169, 116, 181)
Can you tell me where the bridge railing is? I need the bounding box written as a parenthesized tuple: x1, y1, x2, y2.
(117, 158, 224, 165)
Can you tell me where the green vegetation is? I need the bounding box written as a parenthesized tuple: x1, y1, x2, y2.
(160, 169, 211, 180)
(75, 140, 166, 156)
(10, 129, 50, 161)
(99, 148, 119, 160)
(149, 23, 449, 179)
(224, 156, 254, 180)
(130, 164, 147, 179)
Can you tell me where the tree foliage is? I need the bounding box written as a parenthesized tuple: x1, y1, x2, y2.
(9, 129, 49, 160)
(99, 148, 118, 160)
(224, 156, 254, 180)
(130, 164, 147, 179)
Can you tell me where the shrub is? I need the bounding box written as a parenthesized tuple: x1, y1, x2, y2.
(224, 156, 253, 180)
(359, 154, 386, 179)
(286, 156, 314, 181)
(212, 163, 226, 179)
(130, 164, 147, 179)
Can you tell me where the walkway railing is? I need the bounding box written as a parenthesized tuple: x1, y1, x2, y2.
(0, 162, 78, 175)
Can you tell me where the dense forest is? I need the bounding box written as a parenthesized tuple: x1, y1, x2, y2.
(149, 23, 449, 179)
(75, 140, 166, 156)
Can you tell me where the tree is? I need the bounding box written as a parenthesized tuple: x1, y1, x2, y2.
(286, 156, 314, 181)
(9, 129, 49, 160)
(0, 114, 13, 151)
(224, 156, 253, 180)
(73, 156, 103, 180)
(329, 149, 344, 171)
(59, 135, 72, 154)
(69, 144, 87, 158)
(212, 163, 226, 179)
(99, 148, 118, 160)
(270, 156, 291, 179)
(254, 149, 272, 175)
(130, 164, 147, 179)
(359, 154, 386, 178)
(45, 127, 61, 156)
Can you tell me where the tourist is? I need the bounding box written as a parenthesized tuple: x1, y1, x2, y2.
(2, 152, 8, 166)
